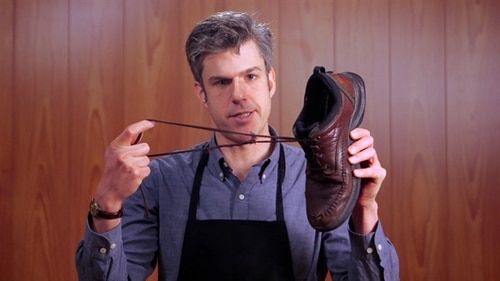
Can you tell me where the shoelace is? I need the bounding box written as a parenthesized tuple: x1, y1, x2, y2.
(137, 118, 314, 218)
(145, 118, 309, 157)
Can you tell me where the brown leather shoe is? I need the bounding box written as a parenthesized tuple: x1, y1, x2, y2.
(293, 66, 366, 231)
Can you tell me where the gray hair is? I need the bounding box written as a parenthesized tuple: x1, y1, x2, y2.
(185, 11, 274, 85)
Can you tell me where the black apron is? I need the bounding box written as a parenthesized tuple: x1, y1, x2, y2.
(177, 144, 295, 281)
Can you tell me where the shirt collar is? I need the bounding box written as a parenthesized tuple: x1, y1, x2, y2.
(206, 126, 282, 183)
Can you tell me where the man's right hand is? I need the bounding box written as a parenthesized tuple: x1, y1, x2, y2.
(91, 120, 155, 233)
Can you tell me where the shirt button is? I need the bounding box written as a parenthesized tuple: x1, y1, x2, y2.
(238, 194, 245, 200)
(377, 244, 383, 251)
(366, 247, 374, 254)
(99, 248, 107, 254)
(110, 243, 116, 250)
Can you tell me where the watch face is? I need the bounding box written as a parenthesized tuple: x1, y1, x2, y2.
(89, 200, 99, 217)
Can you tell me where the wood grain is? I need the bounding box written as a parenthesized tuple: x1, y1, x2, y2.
(389, 0, 448, 279)
(445, 0, 500, 279)
(0, 0, 14, 278)
(1, 1, 500, 280)
(69, 1, 124, 280)
(12, 0, 70, 279)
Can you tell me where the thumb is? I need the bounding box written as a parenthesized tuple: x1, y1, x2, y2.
(113, 120, 155, 147)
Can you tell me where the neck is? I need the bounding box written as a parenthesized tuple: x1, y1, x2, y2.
(217, 134, 275, 181)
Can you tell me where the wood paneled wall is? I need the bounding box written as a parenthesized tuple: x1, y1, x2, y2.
(1, 0, 499, 280)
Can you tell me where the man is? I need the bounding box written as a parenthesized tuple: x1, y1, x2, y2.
(76, 11, 399, 281)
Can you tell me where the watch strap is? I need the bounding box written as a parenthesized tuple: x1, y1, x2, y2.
(90, 198, 123, 219)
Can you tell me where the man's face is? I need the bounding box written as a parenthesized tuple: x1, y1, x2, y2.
(195, 40, 276, 145)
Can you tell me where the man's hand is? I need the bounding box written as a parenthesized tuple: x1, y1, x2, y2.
(92, 120, 155, 233)
(348, 128, 386, 234)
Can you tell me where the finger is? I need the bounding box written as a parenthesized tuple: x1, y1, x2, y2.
(348, 134, 374, 156)
(132, 132, 143, 145)
(133, 155, 151, 168)
(349, 147, 374, 165)
(113, 120, 155, 147)
(110, 154, 151, 183)
(126, 142, 151, 157)
(350, 127, 370, 141)
(353, 165, 386, 183)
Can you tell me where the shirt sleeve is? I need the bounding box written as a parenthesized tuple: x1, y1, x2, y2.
(75, 215, 129, 281)
(323, 218, 400, 280)
(75, 185, 159, 281)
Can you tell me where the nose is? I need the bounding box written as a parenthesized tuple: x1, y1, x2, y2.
(231, 78, 247, 103)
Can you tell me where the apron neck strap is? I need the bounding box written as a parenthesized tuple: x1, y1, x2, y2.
(275, 144, 286, 221)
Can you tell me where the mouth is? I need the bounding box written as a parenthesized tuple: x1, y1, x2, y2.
(230, 111, 253, 119)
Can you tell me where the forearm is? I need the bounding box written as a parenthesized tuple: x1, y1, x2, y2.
(351, 200, 379, 234)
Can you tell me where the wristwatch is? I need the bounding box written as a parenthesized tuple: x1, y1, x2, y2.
(89, 198, 123, 219)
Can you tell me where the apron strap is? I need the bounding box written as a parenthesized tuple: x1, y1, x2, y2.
(188, 145, 209, 220)
(276, 143, 286, 221)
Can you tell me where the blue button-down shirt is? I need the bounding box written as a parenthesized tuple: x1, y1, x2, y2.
(76, 132, 399, 281)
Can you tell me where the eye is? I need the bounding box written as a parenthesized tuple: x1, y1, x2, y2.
(247, 73, 257, 80)
(215, 79, 231, 86)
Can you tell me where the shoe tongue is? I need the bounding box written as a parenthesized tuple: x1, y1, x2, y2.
(306, 122, 320, 136)
(295, 121, 320, 139)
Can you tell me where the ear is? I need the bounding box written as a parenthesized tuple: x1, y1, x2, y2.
(268, 67, 277, 98)
(194, 82, 208, 108)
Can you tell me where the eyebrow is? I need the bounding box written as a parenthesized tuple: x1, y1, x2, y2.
(207, 66, 263, 83)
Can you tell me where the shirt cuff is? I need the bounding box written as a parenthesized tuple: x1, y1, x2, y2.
(84, 213, 123, 259)
(348, 219, 380, 259)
